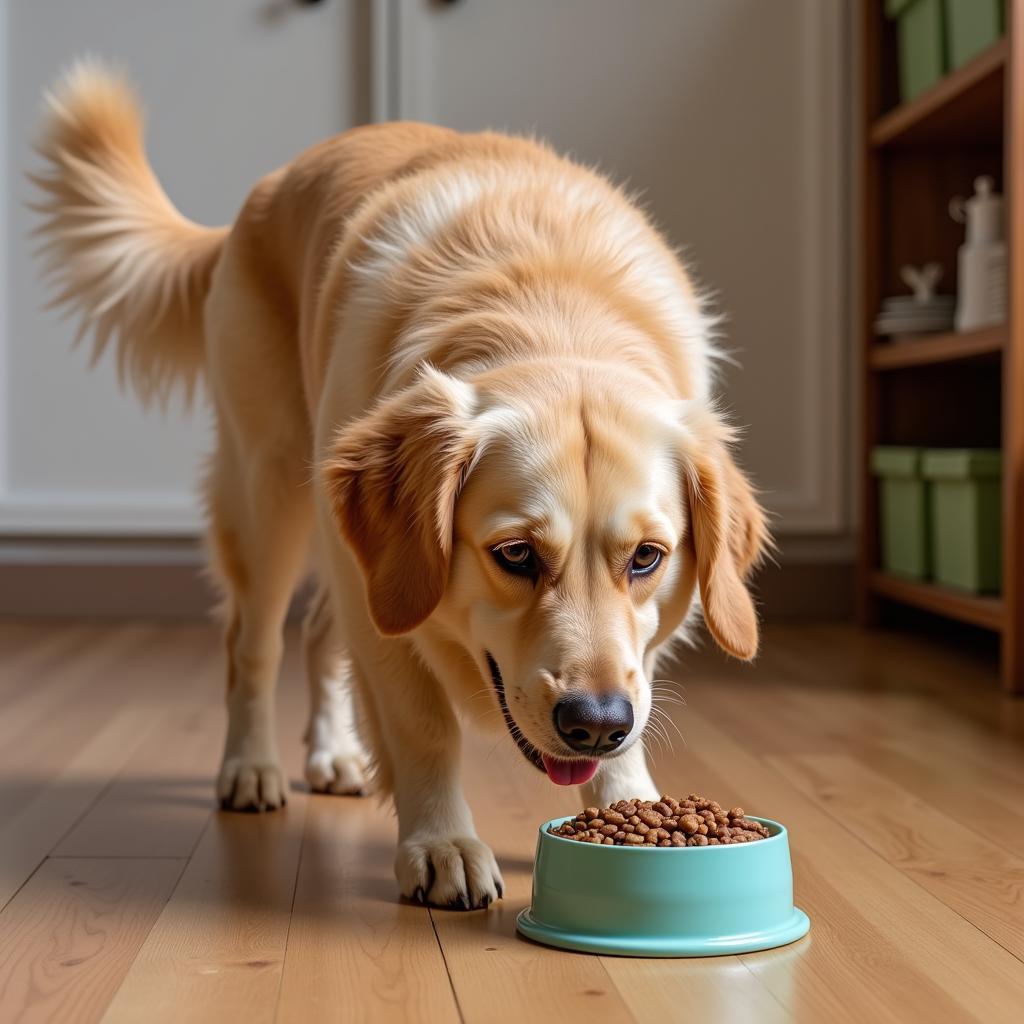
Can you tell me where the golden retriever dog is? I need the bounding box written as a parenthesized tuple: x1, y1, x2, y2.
(33, 63, 768, 908)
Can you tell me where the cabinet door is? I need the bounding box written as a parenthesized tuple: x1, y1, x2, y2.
(1, 0, 368, 534)
(392, 0, 846, 534)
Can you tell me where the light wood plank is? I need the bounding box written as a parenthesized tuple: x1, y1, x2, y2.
(0, 706, 157, 910)
(275, 795, 461, 1024)
(431, 735, 638, 1024)
(662, 707, 1024, 1019)
(54, 701, 224, 858)
(600, 957, 793, 1023)
(100, 804, 308, 1024)
(0, 625, 155, 761)
(100, 643, 310, 1024)
(769, 752, 1024, 961)
(0, 857, 183, 1024)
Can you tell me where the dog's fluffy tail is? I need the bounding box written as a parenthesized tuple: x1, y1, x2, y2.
(30, 60, 228, 405)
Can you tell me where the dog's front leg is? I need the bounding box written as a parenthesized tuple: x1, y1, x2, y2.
(352, 638, 503, 910)
(580, 741, 660, 808)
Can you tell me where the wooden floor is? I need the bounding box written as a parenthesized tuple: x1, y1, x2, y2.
(2, 621, 1024, 1022)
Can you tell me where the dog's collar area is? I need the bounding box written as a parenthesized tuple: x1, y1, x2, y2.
(485, 652, 545, 773)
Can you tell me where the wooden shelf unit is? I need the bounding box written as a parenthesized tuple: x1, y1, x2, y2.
(870, 37, 1007, 148)
(859, 3, 1023, 692)
(869, 572, 1004, 632)
(869, 324, 1005, 370)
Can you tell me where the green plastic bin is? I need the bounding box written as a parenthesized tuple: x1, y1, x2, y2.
(887, 0, 947, 101)
(871, 446, 930, 579)
(944, 0, 1003, 71)
(922, 449, 1002, 593)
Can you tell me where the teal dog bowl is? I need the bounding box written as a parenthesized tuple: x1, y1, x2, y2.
(516, 816, 809, 957)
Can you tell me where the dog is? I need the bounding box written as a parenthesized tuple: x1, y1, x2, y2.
(32, 63, 768, 909)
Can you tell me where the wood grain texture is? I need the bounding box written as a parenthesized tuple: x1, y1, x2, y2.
(1, 621, 1022, 1022)
(770, 753, 1024, 960)
(100, 806, 308, 1024)
(275, 796, 461, 1024)
(429, 734, 639, 1024)
(0, 858, 183, 1024)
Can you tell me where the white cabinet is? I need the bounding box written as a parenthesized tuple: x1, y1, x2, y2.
(0, 0, 846, 538)
(393, 0, 847, 534)
(0, 0, 366, 533)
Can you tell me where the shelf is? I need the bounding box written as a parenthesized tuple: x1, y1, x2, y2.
(869, 325, 1005, 370)
(869, 572, 1003, 632)
(871, 38, 1007, 148)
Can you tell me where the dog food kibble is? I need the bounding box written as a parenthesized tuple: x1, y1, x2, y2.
(548, 795, 771, 847)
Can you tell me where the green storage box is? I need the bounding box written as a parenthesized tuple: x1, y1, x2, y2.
(871, 446, 930, 579)
(922, 449, 1002, 593)
(886, 0, 947, 101)
(944, 0, 1003, 70)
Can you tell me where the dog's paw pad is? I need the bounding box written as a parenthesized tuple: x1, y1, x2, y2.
(217, 758, 286, 812)
(305, 749, 368, 796)
(396, 835, 503, 910)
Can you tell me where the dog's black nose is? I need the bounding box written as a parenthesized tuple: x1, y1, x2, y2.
(554, 693, 634, 754)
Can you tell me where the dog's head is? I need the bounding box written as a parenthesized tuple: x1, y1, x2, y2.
(323, 361, 767, 784)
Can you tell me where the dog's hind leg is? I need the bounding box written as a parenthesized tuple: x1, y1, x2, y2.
(204, 245, 314, 812)
(302, 584, 368, 795)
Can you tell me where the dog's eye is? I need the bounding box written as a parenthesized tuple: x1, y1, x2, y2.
(630, 544, 663, 577)
(492, 541, 539, 577)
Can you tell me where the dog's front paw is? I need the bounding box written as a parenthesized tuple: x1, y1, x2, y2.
(216, 757, 286, 812)
(396, 835, 503, 910)
(305, 747, 368, 796)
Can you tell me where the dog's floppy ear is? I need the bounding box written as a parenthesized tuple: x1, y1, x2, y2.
(683, 416, 769, 661)
(322, 367, 479, 636)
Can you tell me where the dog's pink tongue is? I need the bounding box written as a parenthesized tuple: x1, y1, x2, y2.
(542, 754, 600, 786)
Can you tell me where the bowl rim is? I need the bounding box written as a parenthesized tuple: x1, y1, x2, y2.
(539, 814, 787, 851)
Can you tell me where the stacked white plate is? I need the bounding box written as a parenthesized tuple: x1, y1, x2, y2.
(873, 295, 955, 337)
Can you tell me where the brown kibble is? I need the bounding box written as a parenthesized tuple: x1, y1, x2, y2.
(548, 794, 767, 847)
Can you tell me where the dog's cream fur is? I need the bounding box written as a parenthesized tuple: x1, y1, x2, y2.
(33, 64, 768, 908)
